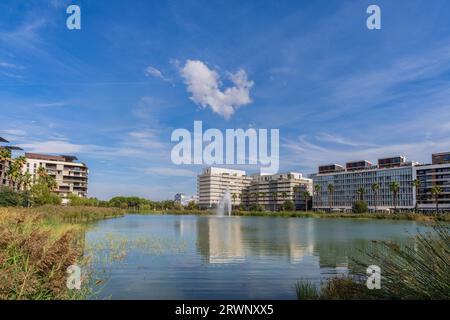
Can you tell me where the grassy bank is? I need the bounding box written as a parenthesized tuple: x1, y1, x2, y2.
(0, 206, 123, 300)
(296, 223, 450, 300)
(134, 209, 450, 222)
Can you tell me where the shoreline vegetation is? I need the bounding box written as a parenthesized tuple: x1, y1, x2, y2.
(134, 209, 450, 222)
(0, 205, 122, 300)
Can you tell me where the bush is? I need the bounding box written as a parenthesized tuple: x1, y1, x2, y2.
(0, 187, 22, 207)
(249, 203, 263, 212)
(352, 200, 368, 213)
(283, 200, 295, 211)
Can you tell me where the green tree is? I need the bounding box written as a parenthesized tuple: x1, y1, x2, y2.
(271, 191, 278, 211)
(314, 184, 321, 208)
(302, 190, 311, 211)
(6, 156, 26, 189)
(390, 181, 400, 212)
(411, 179, 421, 213)
(431, 185, 443, 212)
(357, 187, 365, 201)
(327, 184, 335, 211)
(283, 200, 295, 211)
(352, 200, 368, 213)
(371, 183, 380, 212)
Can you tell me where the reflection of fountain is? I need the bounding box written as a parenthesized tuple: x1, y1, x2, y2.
(216, 186, 232, 217)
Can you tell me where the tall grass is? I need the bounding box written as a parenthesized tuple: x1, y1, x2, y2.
(353, 223, 450, 299)
(296, 223, 450, 300)
(0, 206, 123, 299)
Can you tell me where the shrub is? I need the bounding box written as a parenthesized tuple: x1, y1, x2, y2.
(352, 200, 368, 213)
(283, 200, 295, 211)
(0, 187, 22, 207)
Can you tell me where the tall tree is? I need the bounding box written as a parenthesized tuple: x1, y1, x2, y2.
(314, 184, 321, 209)
(431, 185, 443, 213)
(302, 190, 311, 212)
(327, 183, 335, 211)
(411, 179, 421, 213)
(390, 181, 400, 212)
(357, 187, 365, 201)
(371, 183, 380, 212)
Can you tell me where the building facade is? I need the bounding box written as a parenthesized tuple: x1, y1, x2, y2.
(197, 167, 252, 209)
(311, 156, 417, 211)
(24, 153, 88, 204)
(246, 172, 312, 211)
(414, 152, 450, 211)
(197, 167, 312, 211)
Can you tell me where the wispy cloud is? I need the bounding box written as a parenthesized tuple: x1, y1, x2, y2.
(145, 66, 169, 81)
(180, 60, 254, 119)
(34, 102, 67, 108)
(316, 132, 377, 147)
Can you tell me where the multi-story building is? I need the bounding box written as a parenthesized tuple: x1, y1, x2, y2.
(414, 152, 450, 211)
(311, 156, 417, 211)
(197, 167, 312, 211)
(197, 167, 252, 209)
(24, 153, 88, 204)
(246, 172, 312, 211)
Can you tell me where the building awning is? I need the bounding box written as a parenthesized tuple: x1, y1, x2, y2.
(0, 137, 9, 143)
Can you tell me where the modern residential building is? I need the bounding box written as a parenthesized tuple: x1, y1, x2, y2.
(246, 172, 312, 211)
(197, 167, 312, 210)
(311, 156, 417, 211)
(414, 152, 450, 211)
(23, 153, 88, 204)
(197, 167, 252, 209)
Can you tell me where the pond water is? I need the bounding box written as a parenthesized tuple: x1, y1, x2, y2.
(84, 214, 429, 299)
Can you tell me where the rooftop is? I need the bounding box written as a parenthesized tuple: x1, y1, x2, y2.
(25, 153, 80, 163)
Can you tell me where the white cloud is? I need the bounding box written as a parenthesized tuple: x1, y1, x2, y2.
(18, 140, 87, 154)
(180, 60, 254, 119)
(145, 66, 169, 81)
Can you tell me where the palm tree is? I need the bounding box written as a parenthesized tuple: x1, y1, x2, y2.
(0, 147, 12, 162)
(302, 190, 311, 212)
(6, 156, 26, 189)
(232, 193, 237, 210)
(271, 191, 278, 211)
(431, 185, 443, 213)
(371, 183, 380, 212)
(411, 179, 421, 213)
(389, 181, 400, 212)
(357, 187, 365, 201)
(327, 183, 335, 211)
(314, 184, 321, 209)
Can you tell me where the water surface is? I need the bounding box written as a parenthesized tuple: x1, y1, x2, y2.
(85, 214, 429, 299)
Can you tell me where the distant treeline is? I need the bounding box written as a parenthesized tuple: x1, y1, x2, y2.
(67, 195, 200, 210)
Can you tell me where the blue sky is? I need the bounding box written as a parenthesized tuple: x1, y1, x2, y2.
(1, 0, 450, 200)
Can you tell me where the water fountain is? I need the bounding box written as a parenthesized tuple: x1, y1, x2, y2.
(216, 186, 232, 217)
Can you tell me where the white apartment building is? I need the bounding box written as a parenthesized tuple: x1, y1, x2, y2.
(24, 153, 88, 204)
(198, 167, 252, 209)
(311, 156, 417, 211)
(246, 172, 313, 211)
(197, 167, 313, 211)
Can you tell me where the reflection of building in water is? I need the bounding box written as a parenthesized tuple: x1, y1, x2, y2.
(196, 218, 245, 264)
(286, 219, 315, 263)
